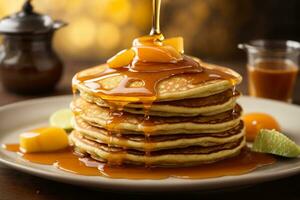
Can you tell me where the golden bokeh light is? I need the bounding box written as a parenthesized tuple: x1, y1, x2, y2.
(64, 0, 83, 14)
(0, 0, 248, 60)
(96, 22, 121, 50)
(104, 0, 131, 25)
(131, 1, 151, 30)
(34, 0, 67, 14)
(0, 0, 151, 61)
(0, 0, 23, 16)
(68, 17, 97, 50)
(90, 1, 106, 20)
(120, 26, 140, 47)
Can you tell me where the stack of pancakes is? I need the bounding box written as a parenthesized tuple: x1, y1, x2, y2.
(70, 62, 245, 167)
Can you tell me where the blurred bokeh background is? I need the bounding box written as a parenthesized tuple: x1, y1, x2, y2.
(0, 0, 299, 63)
(0, 0, 300, 104)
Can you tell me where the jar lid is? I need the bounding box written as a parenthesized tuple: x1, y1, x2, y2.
(0, 0, 66, 34)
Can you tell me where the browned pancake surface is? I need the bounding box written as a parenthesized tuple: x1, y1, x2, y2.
(72, 131, 243, 156)
(75, 116, 244, 142)
(72, 98, 242, 125)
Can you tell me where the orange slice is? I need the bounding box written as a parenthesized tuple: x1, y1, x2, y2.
(107, 49, 135, 68)
(163, 37, 184, 53)
(134, 45, 182, 63)
(243, 113, 281, 142)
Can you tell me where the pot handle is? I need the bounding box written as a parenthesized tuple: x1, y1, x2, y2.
(53, 20, 68, 30)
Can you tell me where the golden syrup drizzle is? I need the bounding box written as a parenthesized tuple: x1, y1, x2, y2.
(74, 58, 201, 167)
(75, 57, 197, 101)
(150, 0, 162, 36)
(105, 106, 126, 166)
(142, 114, 154, 167)
(71, 97, 126, 162)
(72, 0, 239, 108)
(71, 0, 240, 167)
(3, 144, 276, 179)
(74, 57, 237, 104)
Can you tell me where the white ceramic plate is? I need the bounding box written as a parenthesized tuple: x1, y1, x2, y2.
(0, 95, 300, 192)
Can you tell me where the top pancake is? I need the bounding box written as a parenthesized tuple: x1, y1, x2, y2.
(72, 60, 242, 102)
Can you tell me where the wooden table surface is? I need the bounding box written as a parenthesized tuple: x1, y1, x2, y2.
(1, 61, 300, 200)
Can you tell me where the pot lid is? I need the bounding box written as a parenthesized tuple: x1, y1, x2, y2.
(0, 0, 66, 34)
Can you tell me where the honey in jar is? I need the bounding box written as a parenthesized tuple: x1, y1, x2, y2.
(239, 40, 300, 102)
(248, 59, 298, 102)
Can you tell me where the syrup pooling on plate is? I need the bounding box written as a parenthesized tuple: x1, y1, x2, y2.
(3, 144, 276, 179)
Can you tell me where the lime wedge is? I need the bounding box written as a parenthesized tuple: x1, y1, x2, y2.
(49, 109, 73, 131)
(252, 129, 300, 157)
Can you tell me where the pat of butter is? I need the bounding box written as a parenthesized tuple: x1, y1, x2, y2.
(19, 127, 69, 153)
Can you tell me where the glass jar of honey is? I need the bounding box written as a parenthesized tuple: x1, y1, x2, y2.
(0, 0, 66, 94)
(239, 40, 300, 102)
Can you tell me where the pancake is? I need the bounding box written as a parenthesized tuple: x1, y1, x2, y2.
(71, 97, 242, 135)
(69, 131, 246, 167)
(70, 35, 245, 167)
(72, 61, 242, 103)
(73, 116, 245, 151)
(80, 89, 240, 117)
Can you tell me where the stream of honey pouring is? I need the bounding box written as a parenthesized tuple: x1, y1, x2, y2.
(72, 0, 239, 166)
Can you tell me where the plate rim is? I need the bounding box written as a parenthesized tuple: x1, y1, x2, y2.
(1, 95, 300, 191)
